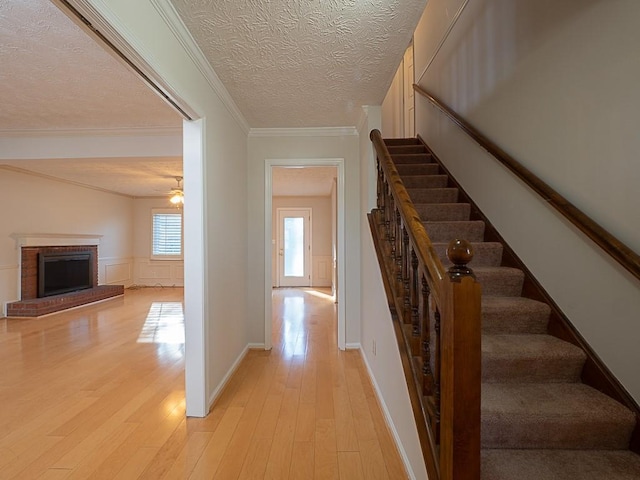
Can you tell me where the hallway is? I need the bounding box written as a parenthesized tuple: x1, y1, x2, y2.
(0, 287, 406, 478)
(202, 288, 406, 478)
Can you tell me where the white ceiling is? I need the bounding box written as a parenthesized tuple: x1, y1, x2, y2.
(0, 0, 424, 197)
(171, 0, 425, 127)
(0, 0, 182, 132)
(272, 166, 337, 197)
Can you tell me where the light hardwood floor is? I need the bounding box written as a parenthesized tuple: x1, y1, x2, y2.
(0, 287, 407, 479)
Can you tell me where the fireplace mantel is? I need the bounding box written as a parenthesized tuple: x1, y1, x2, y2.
(11, 233, 103, 249)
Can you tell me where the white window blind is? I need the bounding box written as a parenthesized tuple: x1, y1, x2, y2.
(152, 210, 182, 258)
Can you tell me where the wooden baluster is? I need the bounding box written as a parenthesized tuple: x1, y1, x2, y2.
(395, 210, 403, 296)
(387, 193, 396, 275)
(384, 179, 392, 242)
(433, 306, 441, 444)
(421, 275, 433, 397)
(376, 158, 383, 215)
(407, 248, 421, 338)
(402, 227, 412, 326)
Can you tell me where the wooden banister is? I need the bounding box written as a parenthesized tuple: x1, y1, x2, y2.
(413, 84, 640, 283)
(369, 129, 481, 480)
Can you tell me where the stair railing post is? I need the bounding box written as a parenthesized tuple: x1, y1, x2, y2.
(439, 239, 482, 480)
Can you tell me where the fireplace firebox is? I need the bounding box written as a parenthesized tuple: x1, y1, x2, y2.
(38, 251, 95, 297)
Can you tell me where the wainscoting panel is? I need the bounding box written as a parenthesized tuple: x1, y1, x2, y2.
(312, 255, 333, 287)
(134, 258, 184, 287)
(103, 261, 132, 285)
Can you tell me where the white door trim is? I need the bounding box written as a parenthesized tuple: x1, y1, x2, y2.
(265, 158, 346, 350)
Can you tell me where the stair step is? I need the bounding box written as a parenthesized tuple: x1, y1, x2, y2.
(384, 137, 420, 146)
(387, 145, 428, 154)
(414, 203, 470, 221)
(482, 334, 586, 383)
(395, 163, 440, 176)
(482, 297, 550, 334)
(407, 188, 458, 204)
(482, 449, 640, 480)
(401, 175, 448, 189)
(434, 241, 503, 267)
(391, 153, 433, 164)
(474, 267, 524, 296)
(482, 383, 636, 450)
(423, 220, 485, 243)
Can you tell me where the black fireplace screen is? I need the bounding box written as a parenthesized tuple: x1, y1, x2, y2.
(38, 252, 94, 297)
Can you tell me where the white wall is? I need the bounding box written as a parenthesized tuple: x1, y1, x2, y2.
(413, 0, 640, 402)
(382, 63, 404, 138)
(132, 198, 184, 286)
(358, 107, 426, 480)
(247, 133, 360, 346)
(0, 167, 134, 314)
(87, 0, 250, 415)
(272, 196, 333, 288)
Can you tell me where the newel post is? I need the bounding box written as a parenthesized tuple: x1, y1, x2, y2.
(439, 239, 482, 480)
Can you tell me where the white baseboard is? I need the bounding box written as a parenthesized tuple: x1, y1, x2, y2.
(345, 342, 361, 350)
(207, 344, 250, 409)
(359, 347, 415, 480)
(247, 343, 267, 350)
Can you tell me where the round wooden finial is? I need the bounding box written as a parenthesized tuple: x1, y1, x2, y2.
(447, 239, 475, 279)
(446, 238, 474, 266)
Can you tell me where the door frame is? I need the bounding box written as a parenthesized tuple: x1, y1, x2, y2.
(276, 207, 312, 287)
(264, 158, 346, 350)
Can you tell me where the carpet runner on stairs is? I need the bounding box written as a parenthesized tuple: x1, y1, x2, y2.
(384, 137, 640, 480)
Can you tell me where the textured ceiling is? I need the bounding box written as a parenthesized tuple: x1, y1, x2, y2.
(171, 0, 425, 127)
(0, 0, 424, 197)
(1, 157, 183, 197)
(0, 0, 182, 131)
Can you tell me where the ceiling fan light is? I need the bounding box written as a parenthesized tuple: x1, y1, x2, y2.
(170, 191, 184, 204)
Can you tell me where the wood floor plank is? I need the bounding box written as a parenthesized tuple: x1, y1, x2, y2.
(289, 441, 314, 480)
(112, 447, 160, 480)
(159, 431, 212, 480)
(263, 387, 300, 479)
(314, 418, 339, 480)
(0, 288, 408, 479)
(188, 405, 244, 479)
(337, 451, 366, 480)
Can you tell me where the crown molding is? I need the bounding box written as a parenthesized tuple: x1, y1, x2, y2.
(249, 127, 358, 138)
(0, 165, 134, 199)
(148, 0, 251, 134)
(57, 0, 199, 122)
(0, 126, 182, 139)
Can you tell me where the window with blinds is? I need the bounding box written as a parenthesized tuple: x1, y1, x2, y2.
(151, 209, 183, 259)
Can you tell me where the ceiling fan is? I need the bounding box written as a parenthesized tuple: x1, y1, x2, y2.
(169, 176, 184, 206)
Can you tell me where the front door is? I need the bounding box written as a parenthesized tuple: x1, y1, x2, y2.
(277, 208, 311, 287)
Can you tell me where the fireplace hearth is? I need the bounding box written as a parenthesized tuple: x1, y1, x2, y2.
(6, 244, 123, 317)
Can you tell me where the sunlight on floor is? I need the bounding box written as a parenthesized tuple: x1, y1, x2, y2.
(282, 295, 306, 357)
(301, 288, 335, 301)
(137, 302, 185, 344)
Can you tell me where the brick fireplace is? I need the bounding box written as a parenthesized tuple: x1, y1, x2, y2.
(6, 234, 124, 317)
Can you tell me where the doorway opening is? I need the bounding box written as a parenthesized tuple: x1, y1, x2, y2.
(276, 208, 312, 287)
(264, 159, 346, 350)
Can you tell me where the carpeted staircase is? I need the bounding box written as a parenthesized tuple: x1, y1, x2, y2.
(384, 137, 640, 479)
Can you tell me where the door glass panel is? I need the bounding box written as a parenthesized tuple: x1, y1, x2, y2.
(284, 217, 304, 277)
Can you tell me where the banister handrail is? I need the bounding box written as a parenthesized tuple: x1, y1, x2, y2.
(369, 130, 447, 298)
(369, 129, 481, 480)
(413, 84, 640, 282)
